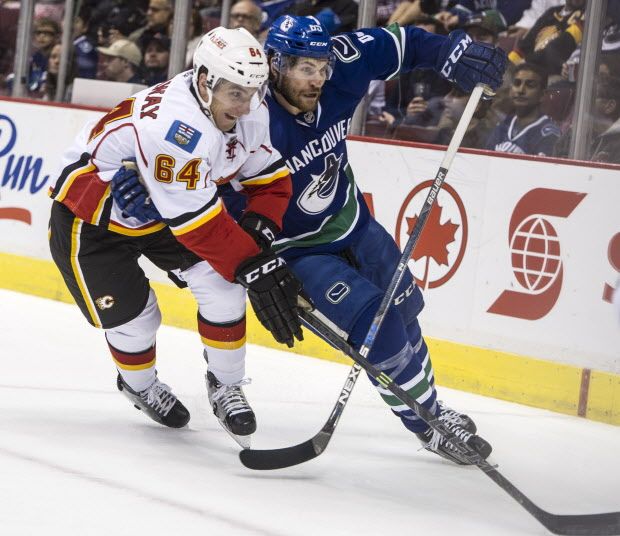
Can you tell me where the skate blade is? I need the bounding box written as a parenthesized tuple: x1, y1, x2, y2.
(216, 419, 252, 449)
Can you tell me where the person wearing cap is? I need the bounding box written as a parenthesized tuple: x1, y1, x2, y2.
(142, 32, 170, 86)
(97, 39, 144, 84)
(461, 9, 507, 46)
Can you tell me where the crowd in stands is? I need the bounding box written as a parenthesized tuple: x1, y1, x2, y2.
(0, 0, 619, 163)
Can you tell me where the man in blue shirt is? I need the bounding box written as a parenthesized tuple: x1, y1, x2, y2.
(486, 62, 560, 156)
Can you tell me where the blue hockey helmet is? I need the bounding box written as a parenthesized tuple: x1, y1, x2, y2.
(265, 15, 335, 78)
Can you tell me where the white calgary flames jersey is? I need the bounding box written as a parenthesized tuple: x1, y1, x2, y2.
(49, 71, 292, 281)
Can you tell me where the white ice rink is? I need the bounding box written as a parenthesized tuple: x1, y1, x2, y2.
(1, 289, 618, 535)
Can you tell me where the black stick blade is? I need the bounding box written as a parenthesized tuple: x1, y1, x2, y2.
(540, 511, 620, 536)
(239, 431, 332, 470)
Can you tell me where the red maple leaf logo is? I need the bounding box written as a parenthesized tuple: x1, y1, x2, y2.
(406, 202, 459, 288)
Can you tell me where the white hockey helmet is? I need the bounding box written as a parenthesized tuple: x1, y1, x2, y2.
(192, 26, 269, 113)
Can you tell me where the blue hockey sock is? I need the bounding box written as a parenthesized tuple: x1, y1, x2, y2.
(349, 305, 438, 434)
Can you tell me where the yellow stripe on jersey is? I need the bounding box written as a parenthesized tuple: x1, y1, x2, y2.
(108, 222, 167, 236)
(55, 162, 97, 203)
(241, 167, 289, 186)
(200, 335, 246, 350)
(70, 218, 102, 328)
(112, 357, 156, 371)
(170, 199, 223, 236)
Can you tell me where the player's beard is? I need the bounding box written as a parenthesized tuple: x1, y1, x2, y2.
(279, 76, 321, 113)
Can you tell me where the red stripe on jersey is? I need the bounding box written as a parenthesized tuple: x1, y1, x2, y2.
(245, 172, 292, 229)
(197, 313, 246, 343)
(108, 343, 156, 366)
(60, 166, 109, 224)
(174, 208, 260, 282)
(260, 144, 273, 154)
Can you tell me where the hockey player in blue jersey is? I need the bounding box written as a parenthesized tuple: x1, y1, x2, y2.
(113, 15, 506, 464)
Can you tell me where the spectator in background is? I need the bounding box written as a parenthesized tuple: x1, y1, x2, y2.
(34, 0, 64, 24)
(376, 0, 405, 27)
(387, 0, 423, 26)
(419, 0, 529, 29)
(142, 32, 170, 86)
(184, 8, 205, 68)
(590, 81, 620, 164)
(512, 0, 564, 34)
(486, 62, 560, 156)
(97, 39, 144, 84)
(107, 6, 146, 45)
(73, 9, 98, 79)
(229, 1, 264, 39)
(293, 0, 359, 34)
(130, 0, 172, 44)
(461, 9, 507, 45)
(380, 14, 451, 130)
(43, 42, 78, 101)
(509, 0, 585, 76)
(8, 17, 61, 98)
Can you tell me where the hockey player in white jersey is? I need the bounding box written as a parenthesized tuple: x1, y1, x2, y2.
(48, 27, 304, 445)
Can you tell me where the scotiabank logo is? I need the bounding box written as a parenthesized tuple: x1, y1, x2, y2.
(395, 180, 467, 289)
(488, 188, 586, 320)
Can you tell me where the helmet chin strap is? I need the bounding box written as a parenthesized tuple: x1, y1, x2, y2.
(190, 77, 216, 124)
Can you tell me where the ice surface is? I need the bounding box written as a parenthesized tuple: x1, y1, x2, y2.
(0, 289, 618, 535)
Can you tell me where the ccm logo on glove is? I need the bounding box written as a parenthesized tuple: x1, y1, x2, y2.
(441, 34, 472, 78)
(242, 257, 286, 284)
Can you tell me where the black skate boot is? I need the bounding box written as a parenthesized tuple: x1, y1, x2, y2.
(117, 374, 190, 428)
(437, 401, 477, 434)
(416, 407, 491, 465)
(206, 370, 256, 448)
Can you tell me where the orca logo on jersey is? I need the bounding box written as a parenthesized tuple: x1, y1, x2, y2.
(297, 152, 342, 215)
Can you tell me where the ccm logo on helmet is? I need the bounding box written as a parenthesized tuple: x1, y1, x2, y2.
(309, 42, 328, 46)
(243, 257, 286, 284)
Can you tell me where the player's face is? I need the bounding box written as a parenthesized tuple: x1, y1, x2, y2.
(277, 57, 330, 112)
(209, 79, 259, 131)
(510, 69, 544, 114)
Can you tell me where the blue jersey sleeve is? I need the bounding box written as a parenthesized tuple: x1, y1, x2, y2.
(330, 25, 447, 99)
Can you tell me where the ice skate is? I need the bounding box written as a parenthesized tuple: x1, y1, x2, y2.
(437, 401, 477, 434)
(416, 406, 491, 465)
(206, 370, 256, 448)
(117, 374, 190, 428)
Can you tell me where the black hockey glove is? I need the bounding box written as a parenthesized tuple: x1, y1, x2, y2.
(436, 30, 507, 96)
(239, 212, 279, 251)
(235, 252, 305, 348)
(111, 158, 162, 223)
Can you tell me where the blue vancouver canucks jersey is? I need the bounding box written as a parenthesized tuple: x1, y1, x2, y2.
(485, 114, 560, 157)
(221, 25, 446, 259)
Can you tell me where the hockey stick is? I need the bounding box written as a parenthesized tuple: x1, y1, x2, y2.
(239, 363, 362, 470)
(240, 84, 487, 471)
(295, 307, 620, 536)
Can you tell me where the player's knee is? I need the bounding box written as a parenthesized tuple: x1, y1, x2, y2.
(105, 289, 161, 351)
(349, 301, 409, 366)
